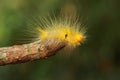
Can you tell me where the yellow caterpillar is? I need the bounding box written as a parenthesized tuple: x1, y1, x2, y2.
(35, 14, 86, 49)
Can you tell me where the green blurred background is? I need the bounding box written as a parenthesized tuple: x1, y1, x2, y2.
(0, 0, 120, 80)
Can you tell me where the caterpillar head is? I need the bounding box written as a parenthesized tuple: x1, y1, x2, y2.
(64, 27, 85, 47)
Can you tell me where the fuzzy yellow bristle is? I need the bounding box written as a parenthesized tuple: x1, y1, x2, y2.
(36, 15, 86, 48)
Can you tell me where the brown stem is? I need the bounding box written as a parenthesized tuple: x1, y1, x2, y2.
(0, 39, 66, 66)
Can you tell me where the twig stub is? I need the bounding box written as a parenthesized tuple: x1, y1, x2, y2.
(0, 39, 66, 66)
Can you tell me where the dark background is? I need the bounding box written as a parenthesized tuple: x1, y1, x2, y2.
(0, 0, 120, 80)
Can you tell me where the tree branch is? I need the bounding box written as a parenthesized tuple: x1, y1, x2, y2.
(0, 39, 66, 66)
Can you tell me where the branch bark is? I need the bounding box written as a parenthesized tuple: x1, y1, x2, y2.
(0, 39, 66, 66)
